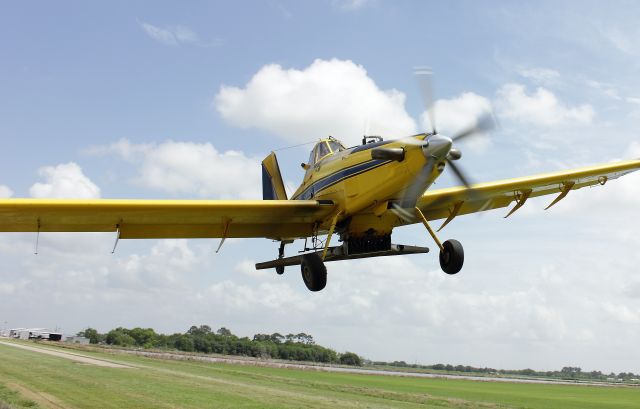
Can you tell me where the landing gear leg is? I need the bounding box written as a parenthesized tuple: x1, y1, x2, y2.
(276, 241, 286, 275)
(415, 207, 464, 275)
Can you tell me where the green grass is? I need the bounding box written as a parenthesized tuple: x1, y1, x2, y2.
(0, 341, 638, 409)
(0, 382, 40, 409)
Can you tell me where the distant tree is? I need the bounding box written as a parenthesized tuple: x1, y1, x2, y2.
(105, 329, 135, 347)
(128, 327, 157, 347)
(339, 352, 362, 366)
(295, 333, 314, 345)
(217, 327, 232, 337)
(188, 325, 212, 336)
(77, 327, 101, 344)
(175, 335, 195, 352)
(560, 367, 582, 379)
(253, 334, 270, 342)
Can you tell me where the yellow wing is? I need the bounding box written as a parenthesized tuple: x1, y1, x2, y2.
(0, 199, 335, 240)
(416, 159, 640, 227)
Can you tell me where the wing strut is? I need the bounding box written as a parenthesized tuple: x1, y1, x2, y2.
(437, 201, 464, 232)
(111, 222, 122, 254)
(215, 219, 231, 253)
(544, 181, 575, 210)
(504, 189, 532, 218)
(34, 218, 40, 255)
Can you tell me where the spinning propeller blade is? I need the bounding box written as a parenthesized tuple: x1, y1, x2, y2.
(445, 159, 473, 188)
(451, 113, 496, 143)
(392, 68, 496, 210)
(414, 66, 437, 135)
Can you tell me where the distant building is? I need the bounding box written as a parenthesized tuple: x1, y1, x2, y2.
(8, 328, 63, 341)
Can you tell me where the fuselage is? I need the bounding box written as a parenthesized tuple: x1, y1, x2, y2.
(291, 134, 453, 238)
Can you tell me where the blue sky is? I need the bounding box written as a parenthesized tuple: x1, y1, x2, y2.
(1, 1, 640, 373)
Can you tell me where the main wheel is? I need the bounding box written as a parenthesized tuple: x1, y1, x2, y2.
(275, 265, 285, 275)
(300, 253, 327, 292)
(439, 239, 464, 275)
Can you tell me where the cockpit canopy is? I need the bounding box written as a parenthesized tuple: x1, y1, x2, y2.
(307, 138, 346, 167)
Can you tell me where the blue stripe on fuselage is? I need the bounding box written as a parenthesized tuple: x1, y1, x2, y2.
(293, 159, 391, 200)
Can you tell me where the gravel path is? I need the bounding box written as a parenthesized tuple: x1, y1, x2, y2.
(0, 340, 133, 369)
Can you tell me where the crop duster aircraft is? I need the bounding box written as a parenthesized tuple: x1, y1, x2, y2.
(0, 74, 639, 292)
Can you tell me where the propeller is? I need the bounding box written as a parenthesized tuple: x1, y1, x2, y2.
(392, 69, 495, 220)
(414, 66, 437, 135)
(445, 112, 495, 188)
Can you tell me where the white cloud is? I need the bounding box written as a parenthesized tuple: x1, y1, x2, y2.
(627, 141, 640, 158)
(0, 185, 13, 198)
(0, 282, 15, 295)
(29, 162, 100, 199)
(602, 26, 635, 55)
(214, 59, 416, 145)
(171, 26, 198, 43)
(496, 83, 594, 126)
(139, 21, 219, 47)
(140, 21, 180, 46)
(234, 259, 271, 280)
(587, 80, 621, 100)
(203, 280, 315, 312)
(112, 240, 197, 290)
(422, 92, 493, 152)
(94, 139, 261, 199)
(518, 67, 560, 84)
(86, 138, 152, 161)
(602, 303, 640, 324)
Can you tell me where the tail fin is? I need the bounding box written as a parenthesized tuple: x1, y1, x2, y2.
(262, 152, 288, 200)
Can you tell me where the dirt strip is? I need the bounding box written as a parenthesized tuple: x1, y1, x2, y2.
(0, 340, 133, 368)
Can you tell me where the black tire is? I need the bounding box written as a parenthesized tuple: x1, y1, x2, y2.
(300, 253, 327, 292)
(276, 265, 285, 275)
(439, 239, 464, 275)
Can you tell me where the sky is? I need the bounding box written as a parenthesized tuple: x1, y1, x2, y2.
(1, 0, 640, 373)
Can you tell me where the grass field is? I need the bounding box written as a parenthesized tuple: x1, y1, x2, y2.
(0, 341, 638, 409)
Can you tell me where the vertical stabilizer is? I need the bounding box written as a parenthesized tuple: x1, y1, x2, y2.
(262, 152, 288, 200)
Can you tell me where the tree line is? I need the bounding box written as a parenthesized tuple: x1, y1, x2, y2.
(77, 325, 362, 366)
(374, 361, 639, 382)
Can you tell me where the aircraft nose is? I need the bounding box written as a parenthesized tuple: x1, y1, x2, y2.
(422, 135, 452, 160)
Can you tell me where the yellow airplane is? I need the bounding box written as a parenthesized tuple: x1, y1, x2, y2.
(0, 127, 638, 292)
(1, 73, 638, 292)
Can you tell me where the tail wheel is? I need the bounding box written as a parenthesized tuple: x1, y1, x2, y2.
(300, 253, 327, 292)
(439, 239, 464, 275)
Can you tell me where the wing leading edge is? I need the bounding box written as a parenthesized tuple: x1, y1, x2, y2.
(415, 159, 640, 225)
(0, 199, 335, 240)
